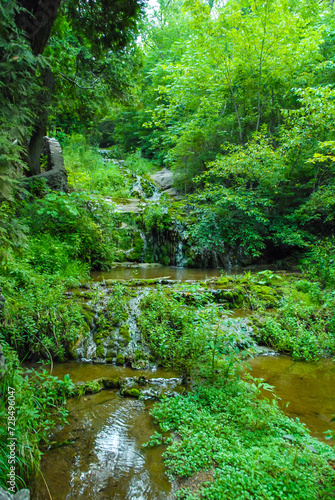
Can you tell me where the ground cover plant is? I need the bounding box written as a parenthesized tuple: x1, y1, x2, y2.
(0, 344, 75, 489)
(147, 379, 335, 500)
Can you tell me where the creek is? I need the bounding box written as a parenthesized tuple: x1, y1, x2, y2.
(33, 267, 335, 499)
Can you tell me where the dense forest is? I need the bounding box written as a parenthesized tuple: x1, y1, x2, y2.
(1, 0, 335, 498)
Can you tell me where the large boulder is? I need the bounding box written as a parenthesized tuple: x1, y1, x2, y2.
(0, 487, 30, 500)
(0, 287, 5, 315)
(23, 137, 68, 193)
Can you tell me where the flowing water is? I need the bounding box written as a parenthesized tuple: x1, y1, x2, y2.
(33, 364, 176, 500)
(32, 265, 334, 499)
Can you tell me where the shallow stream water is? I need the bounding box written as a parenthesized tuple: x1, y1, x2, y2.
(247, 355, 335, 443)
(33, 364, 175, 500)
(33, 266, 334, 498)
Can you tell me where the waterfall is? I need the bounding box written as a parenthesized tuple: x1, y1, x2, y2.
(176, 241, 187, 267)
(139, 230, 147, 262)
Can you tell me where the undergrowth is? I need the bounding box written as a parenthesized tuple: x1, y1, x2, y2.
(148, 379, 335, 499)
(0, 344, 75, 490)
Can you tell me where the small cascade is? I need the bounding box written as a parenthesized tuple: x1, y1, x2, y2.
(174, 220, 187, 267)
(131, 175, 162, 201)
(139, 230, 147, 262)
(124, 289, 150, 357)
(175, 241, 187, 267)
(146, 182, 162, 201)
(75, 286, 152, 368)
(131, 175, 144, 198)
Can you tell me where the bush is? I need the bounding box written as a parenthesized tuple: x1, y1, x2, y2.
(63, 134, 133, 197)
(21, 191, 117, 269)
(300, 238, 335, 288)
(0, 344, 75, 490)
(261, 302, 335, 360)
(0, 279, 88, 361)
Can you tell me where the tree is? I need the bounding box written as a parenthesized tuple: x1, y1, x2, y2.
(0, 0, 146, 183)
(145, 0, 323, 188)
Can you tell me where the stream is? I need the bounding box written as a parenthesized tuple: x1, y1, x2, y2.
(33, 365, 175, 500)
(33, 266, 335, 499)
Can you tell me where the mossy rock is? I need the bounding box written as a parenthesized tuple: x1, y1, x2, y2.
(217, 276, 231, 285)
(122, 388, 140, 398)
(75, 378, 104, 395)
(250, 284, 281, 307)
(103, 378, 121, 389)
(128, 231, 144, 261)
(81, 308, 95, 325)
(105, 357, 114, 364)
(119, 324, 131, 343)
(221, 289, 244, 307)
(116, 354, 125, 365)
(96, 345, 105, 358)
(106, 348, 117, 357)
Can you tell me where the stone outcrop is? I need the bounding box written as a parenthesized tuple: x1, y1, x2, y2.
(0, 287, 5, 315)
(0, 487, 30, 500)
(24, 137, 68, 193)
(150, 168, 182, 199)
(0, 344, 6, 377)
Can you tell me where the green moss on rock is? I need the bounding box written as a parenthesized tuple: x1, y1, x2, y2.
(122, 388, 140, 398)
(116, 353, 125, 365)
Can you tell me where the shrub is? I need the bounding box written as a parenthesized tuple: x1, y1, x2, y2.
(0, 344, 75, 490)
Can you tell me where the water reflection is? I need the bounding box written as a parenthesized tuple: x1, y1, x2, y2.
(247, 355, 335, 443)
(33, 391, 173, 500)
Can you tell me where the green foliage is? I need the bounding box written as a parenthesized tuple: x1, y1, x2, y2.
(0, 279, 87, 361)
(138, 288, 207, 373)
(138, 287, 255, 375)
(141, 198, 176, 233)
(300, 238, 335, 287)
(63, 134, 133, 198)
(145, 0, 322, 181)
(125, 150, 158, 176)
(148, 380, 335, 499)
(261, 300, 335, 360)
(0, 344, 75, 489)
(21, 189, 117, 269)
(0, 2, 45, 199)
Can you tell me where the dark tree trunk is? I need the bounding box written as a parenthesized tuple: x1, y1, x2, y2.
(16, 0, 61, 176)
(27, 68, 54, 176)
(16, 0, 61, 56)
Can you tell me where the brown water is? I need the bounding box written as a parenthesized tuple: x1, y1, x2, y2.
(33, 356, 335, 499)
(247, 355, 335, 443)
(91, 266, 223, 281)
(33, 364, 175, 500)
(41, 362, 177, 383)
(90, 263, 281, 282)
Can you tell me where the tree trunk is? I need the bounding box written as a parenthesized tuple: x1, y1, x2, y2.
(27, 68, 54, 176)
(16, 0, 61, 176)
(16, 0, 61, 56)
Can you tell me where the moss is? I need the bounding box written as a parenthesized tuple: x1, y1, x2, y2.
(81, 307, 95, 325)
(122, 388, 140, 398)
(76, 378, 104, 394)
(128, 231, 144, 261)
(119, 324, 130, 341)
(217, 276, 230, 285)
(105, 356, 114, 364)
(96, 345, 105, 358)
(95, 329, 109, 341)
(116, 353, 125, 365)
(102, 378, 121, 389)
